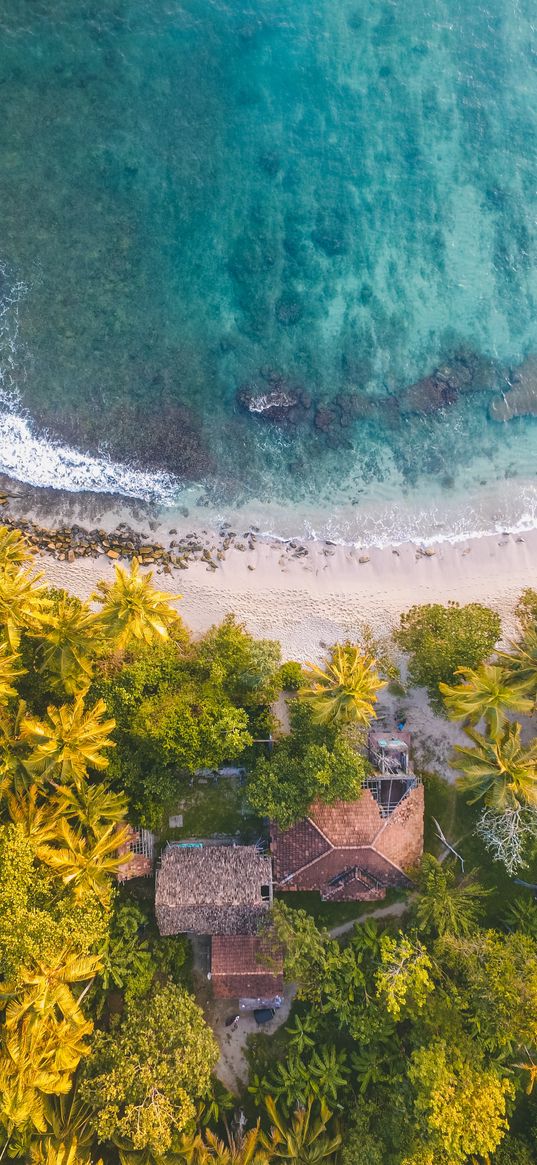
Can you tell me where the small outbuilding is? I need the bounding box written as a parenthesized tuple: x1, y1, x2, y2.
(211, 934, 284, 1010)
(155, 843, 273, 936)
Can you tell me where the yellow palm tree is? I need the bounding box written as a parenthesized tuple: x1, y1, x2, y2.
(299, 644, 385, 726)
(0, 642, 25, 707)
(20, 697, 116, 785)
(5, 784, 61, 845)
(260, 1096, 341, 1164)
(35, 597, 101, 696)
(179, 1126, 266, 1165)
(30, 1088, 99, 1165)
(0, 525, 34, 567)
(0, 564, 48, 650)
(3, 946, 101, 1029)
(35, 819, 130, 905)
(52, 779, 127, 838)
(439, 663, 533, 735)
(91, 558, 181, 649)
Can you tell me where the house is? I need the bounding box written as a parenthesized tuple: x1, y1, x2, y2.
(271, 729, 424, 902)
(155, 842, 273, 936)
(211, 934, 284, 1010)
(117, 825, 156, 883)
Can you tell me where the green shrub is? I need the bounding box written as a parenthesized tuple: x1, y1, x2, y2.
(395, 601, 501, 705)
(278, 660, 305, 690)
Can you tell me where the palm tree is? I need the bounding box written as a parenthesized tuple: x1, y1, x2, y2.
(91, 559, 181, 649)
(29, 1088, 98, 1165)
(20, 697, 116, 785)
(260, 1096, 341, 1165)
(453, 722, 537, 811)
(0, 643, 25, 707)
(35, 819, 130, 904)
(3, 946, 101, 1030)
(179, 1127, 266, 1165)
(0, 526, 33, 567)
(5, 784, 61, 846)
(35, 596, 101, 696)
(414, 854, 488, 938)
(439, 664, 533, 734)
(0, 564, 48, 650)
(498, 628, 537, 698)
(52, 779, 127, 838)
(299, 644, 385, 727)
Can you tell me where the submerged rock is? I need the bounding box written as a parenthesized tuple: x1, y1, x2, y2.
(489, 356, 537, 421)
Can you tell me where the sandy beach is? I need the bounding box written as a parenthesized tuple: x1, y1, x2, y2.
(32, 518, 536, 663)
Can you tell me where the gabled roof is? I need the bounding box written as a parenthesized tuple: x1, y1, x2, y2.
(155, 844, 273, 936)
(211, 935, 284, 1000)
(271, 785, 424, 900)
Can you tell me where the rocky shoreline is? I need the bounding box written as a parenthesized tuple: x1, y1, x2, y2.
(0, 492, 319, 575)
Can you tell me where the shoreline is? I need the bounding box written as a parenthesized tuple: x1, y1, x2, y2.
(2, 478, 535, 661)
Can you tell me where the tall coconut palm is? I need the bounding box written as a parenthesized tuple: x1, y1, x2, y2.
(439, 664, 533, 734)
(35, 819, 130, 905)
(91, 559, 181, 649)
(498, 629, 537, 699)
(414, 854, 488, 939)
(0, 526, 34, 567)
(5, 784, 60, 846)
(35, 596, 101, 696)
(453, 722, 537, 811)
(299, 644, 385, 727)
(3, 947, 101, 1029)
(20, 697, 116, 786)
(179, 1126, 266, 1165)
(0, 564, 47, 650)
(0, 643, 25, 707)
(29, 1088, 98, 1165)
(52, 779, 127, 839)
(260, 1096, 340, 1165)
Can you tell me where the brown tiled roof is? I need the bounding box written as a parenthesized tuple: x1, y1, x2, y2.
(155, 845, 272, 936)
(211, 935, 284, 999)
(271, 786, 423, 900)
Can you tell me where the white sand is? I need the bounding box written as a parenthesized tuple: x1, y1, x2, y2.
(37, 527, 537, 662)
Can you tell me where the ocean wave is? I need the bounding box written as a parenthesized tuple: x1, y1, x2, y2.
(0, 391, 179, 504)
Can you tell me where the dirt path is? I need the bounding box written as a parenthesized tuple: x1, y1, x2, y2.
(329, 897, 409, 939)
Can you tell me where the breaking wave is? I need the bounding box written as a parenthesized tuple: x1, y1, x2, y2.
(0, 391, 179, 503)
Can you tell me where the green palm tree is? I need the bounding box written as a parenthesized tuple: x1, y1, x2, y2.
(498, 628, 537, 698)
(91, 559, 181, 649)
(414, 854, 488, 938)
(0, 564, 48, 650)
(35, 596, 101, 696)
(299, 644, 385, 727)
(453, 722, 537, 811)
(0, 526, 33, 567)
(439, 664, 533, 734)
(0, 643, 25, 707)
(260, 1096, 341, 1165)
(35, 819, 129, 904)
(21, 697, 116, 785)
(52, 779, 127, 838)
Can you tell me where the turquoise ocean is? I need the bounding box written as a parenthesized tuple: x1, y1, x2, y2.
(2, 0, 537, 544)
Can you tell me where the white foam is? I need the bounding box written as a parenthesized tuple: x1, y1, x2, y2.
(0, 391, 178, 504)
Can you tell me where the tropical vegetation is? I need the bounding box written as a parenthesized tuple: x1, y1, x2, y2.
(0, 529, 537, 1163)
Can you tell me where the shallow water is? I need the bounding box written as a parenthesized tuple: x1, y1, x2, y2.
(1, 0, 537, 542)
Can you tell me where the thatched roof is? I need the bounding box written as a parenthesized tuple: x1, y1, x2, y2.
(155, 844, 273, 936)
